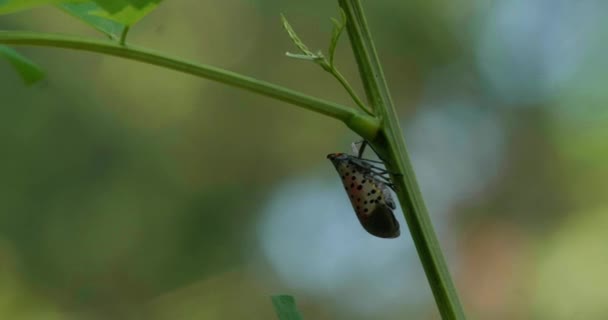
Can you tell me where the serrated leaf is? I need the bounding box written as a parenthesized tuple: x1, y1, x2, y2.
(92, 0, 160, 14)
(87, 0, 163, 25)
(0, 45, 45, 85)
(57, 0, 163, 41)
(0, 0, 85, 15)
(280, 14, 315, 57)
(0, 0, 162, 32)
(328, 8, 346, 66)
(271, 295, 303, 320)
(59, 2, 125, 39)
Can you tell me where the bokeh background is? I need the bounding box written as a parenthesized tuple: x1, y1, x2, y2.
(2, 0, 608, 319)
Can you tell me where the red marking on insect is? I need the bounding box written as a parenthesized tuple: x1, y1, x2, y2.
(327, 152, 400, 239)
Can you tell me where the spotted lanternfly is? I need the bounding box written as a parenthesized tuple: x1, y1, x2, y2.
(327, 152, 400, 238)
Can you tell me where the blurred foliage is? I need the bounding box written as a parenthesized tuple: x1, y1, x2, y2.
(0, 45, 45, 85)
(1, 0, 608, 319)
(271, 295, 303, 320)
(59, 2, 127, 39)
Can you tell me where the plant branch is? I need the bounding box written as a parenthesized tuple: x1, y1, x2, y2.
(337, 1, 467, 319)
(327, 67, 371, 115)
(0, 30, 380, 140)
(119, 26, 129, 46)
(281, 14, 373, 116)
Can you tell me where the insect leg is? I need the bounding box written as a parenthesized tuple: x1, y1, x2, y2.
(351, 159, 402, 176)
(365, 172, 396, 191)
(351, 140, 368, 158)
(353, 140, 388, 163)
(349, 144, 397, 169)
(349, 157, 386, 167)
(372, 175, 395, 187)
(358, 158, 386, 165)
(369, 166, 404, 178)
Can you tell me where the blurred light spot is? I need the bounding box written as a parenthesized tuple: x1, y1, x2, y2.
(404, 100, 506, 217)
(257, 174, 430, 316)
(531, 206, 608, 319)
(474, 0, 600, 105)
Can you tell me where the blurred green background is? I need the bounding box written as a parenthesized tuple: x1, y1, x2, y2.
(2, 0, 608, 319)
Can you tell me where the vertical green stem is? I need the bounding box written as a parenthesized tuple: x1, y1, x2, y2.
(119, 26, 130, 46)
(338, 1, 467, 319)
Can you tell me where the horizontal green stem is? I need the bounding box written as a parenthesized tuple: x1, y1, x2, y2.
(0, 30, 380, 139)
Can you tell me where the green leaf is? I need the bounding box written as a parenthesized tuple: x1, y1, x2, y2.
(0, 0, 159, 17)
(58, 0, 162, 44)
(59, 2, 126, 39)
(90, 0, 161, 15)
(85, 0, 163, 26)
(0, 0, 82, 15)
(271, 295, 303, 320)
(280, 14, 315, 57)
(328, 8, 346, 67)
(0, 0, 162, 36)
(57, 1, 163, 42)
(0, 45, 45, 85)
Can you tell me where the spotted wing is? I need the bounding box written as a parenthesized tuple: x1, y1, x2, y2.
(328, 154, 400, 238)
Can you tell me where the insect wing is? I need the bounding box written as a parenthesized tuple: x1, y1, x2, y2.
(361, 204, 400, 238)
(381, 183, 396, 209)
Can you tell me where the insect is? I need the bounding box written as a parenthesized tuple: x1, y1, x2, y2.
(327, 143, 400, 238)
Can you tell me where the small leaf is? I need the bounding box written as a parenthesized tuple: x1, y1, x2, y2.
(0, 0, 162, 37)
(0, 45, 45, 85)
(280, 14, 315, 57)
(59, 2, 126, 39)
(91, 0, 161, 15)
(57, 0, 162, 41)
(0, 0, 85, 15)
(271, 295, 304, 320)
(328, 8, 346, 66)
(88, 0, 163, 26)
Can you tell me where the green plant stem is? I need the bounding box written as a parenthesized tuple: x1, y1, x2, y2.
(119, 26, 129, 46)
(0, 30, 380, 140)
(338, 1, 466, 319)
(327, 65, 373, 116)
